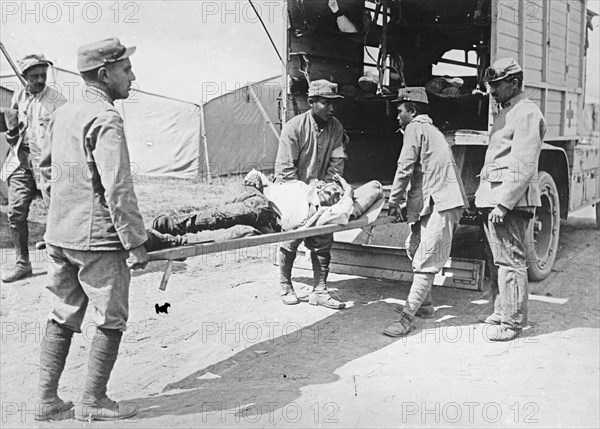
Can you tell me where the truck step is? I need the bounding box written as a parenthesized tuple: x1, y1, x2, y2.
(295, 242, 485, 291)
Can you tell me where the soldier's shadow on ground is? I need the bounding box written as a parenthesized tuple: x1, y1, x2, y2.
(128, 215, 598, 420)
(125, 272, 558, 421)
(128, 277, 408, 419)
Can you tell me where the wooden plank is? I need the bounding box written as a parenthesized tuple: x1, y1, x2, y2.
(497, 33, 520, 53)
(295, 242, 485, 291)
(325, 263, 415, 283)
(148, 199, 391, 261)
(499, 20, 519, 36)
(524, 41, 543, 59)
(524, 30, 543, 45)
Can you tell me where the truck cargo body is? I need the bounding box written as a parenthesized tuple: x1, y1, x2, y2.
(283, 0, 599, 281)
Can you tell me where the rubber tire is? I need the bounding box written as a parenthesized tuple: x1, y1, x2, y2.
(527, 171, 560, 281)
(596, 203, 600, 230)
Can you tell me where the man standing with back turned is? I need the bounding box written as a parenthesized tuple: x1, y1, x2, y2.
(1, 54, 66, 282)
(476, 58, 546, 341)
(36, 38, 148, 421)
(382, 87, 468, 337)
(274, 79, 347, 309)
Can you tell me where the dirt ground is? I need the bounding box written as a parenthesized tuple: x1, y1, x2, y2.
(0, 179, 598, 428)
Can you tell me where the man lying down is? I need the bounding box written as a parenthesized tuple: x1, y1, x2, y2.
(145, 171, 383, 252)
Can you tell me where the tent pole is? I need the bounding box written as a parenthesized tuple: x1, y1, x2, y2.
(199, 103, 212, 184)
(247, 84, 280, 141)
(0, 42, 26, 86)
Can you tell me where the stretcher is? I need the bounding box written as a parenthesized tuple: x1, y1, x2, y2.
(147, 198, 392, 290)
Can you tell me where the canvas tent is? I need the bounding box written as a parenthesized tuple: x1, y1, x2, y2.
(0, 69, 283, 184)
(202, 76, 282, 177)
(0, 67, 204, 180)
(118, 92, 203, 179)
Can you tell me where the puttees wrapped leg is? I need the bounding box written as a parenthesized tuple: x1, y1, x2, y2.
(184, 225, 260, 243)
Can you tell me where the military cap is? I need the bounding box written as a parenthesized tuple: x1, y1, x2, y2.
(77, 37, 136, 72)
(393, 87, 429, 104)
(483, 57, 523, 82)
(17, 54, 52, 74)
(308, 80, 344, 99)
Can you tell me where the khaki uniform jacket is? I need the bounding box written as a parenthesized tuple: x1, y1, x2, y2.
(1, 86, 66, 182)
(388, 115, 468, 222)
(40, 86, 147, 251)
(475, 93, 547, 210)
(274, 110, 346, 184)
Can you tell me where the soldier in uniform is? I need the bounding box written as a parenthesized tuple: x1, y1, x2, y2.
(383, 87, 468, 337)
(36, 38, 147, 421)
(1, 54, 66, 282)
(274, 79, 348, 309)
(475, 58, 547, 342)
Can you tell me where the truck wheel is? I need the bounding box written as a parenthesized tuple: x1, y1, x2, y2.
(527, 171, 560, 281)
(596, 203, 600, 230)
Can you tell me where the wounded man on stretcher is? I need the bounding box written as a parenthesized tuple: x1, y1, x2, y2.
(145, 171, 383, 252)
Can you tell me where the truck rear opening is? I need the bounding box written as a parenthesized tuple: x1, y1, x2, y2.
(283, 0, 598, 283)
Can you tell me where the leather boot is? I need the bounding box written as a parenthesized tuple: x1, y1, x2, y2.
(2, 222, 33, 283)
(151, 215, 185, 235)
(395, 304, 435, 318)
(36, 320, 74, 421)
(478, 313, 502, 325)
(144, 229, 186, 251)
(279, 248, 299, 305)
(75, 328, 137, 421)
(308, 251, 345, 309)
(383, 311, 416, 337)
(12, 220, 30, 265)
(1, 262, 33, 283)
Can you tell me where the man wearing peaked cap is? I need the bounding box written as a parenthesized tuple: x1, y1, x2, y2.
(1, 54, 66, 283)
(36, 38, 146, 422)
(481, 57, 523, 82)
(382, 87, 468, 337)
(307, 79, 345, 99)
(475, 58, 547, 341)
(274, 79, 348, 309)
(77, 37, 137, 72)
(393, 86, 429, 104)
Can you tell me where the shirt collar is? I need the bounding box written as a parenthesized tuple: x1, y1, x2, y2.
(24, 85, 49, 100)
(83, 84, 114, 105)
(500, 91, 527, 110)
(410, 114, 433, 124)
(309, 111, 329, 133)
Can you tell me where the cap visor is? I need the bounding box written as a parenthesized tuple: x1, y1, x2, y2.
(483, 76, 505, 82)
(106, 46, 136, 65)
(22, 60, 53, 74)
(120, 46, 136, 61)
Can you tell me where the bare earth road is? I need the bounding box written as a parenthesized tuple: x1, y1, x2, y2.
(1, 207, 598, 428)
